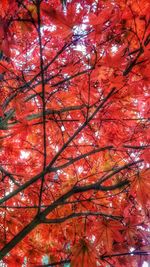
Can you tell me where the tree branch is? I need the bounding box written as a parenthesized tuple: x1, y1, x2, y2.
(51, 146, 113, 171)
(0, 166, 20, 186)
(42, 212, 122, 224)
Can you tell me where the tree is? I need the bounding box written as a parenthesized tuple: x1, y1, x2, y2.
(0, 0, 149, 266)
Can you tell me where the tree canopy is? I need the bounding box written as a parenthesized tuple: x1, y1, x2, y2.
(0, 0, 149, 266)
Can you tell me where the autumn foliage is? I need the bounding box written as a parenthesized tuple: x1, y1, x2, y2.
(0, 0, 150, 266)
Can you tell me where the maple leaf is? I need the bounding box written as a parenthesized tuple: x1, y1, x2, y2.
(123, 217, 149, 246)
(95, 219, 124, 252)
(71, 238, 98, 267)
(131, 169, 150, 208)
(41, 3, 72, 36)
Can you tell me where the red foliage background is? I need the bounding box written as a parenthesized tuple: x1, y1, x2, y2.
(0, 0, 149, 266)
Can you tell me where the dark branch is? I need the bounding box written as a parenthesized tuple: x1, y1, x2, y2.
(42, 211, 122, 224)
